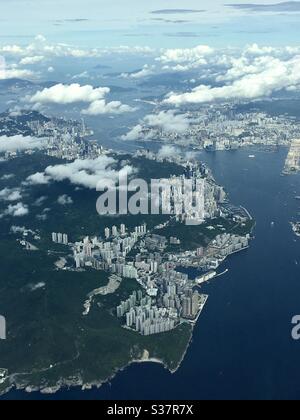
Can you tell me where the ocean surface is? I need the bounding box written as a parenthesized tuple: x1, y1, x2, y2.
(2, 147, 300, 400)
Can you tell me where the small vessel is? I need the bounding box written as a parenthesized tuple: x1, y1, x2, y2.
(249, 155, 256, 159)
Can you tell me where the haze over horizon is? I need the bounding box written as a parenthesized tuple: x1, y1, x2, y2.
(1, 1, 300, 48)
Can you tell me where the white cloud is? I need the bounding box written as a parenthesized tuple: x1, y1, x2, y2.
(1, 45, 24, 55)
(0, 36, 98, 59)
(29, 83, 110, 105)
(57, 194, 73, 205)
(144, 110, 190, 132)
(107, 46, 154, 55)
(0, 66, 35, 80)
(122, 110, 190, 140)
(26, 172, 50, 185)
(244, 44, 277, 56)
(121, 65, 155, 79)
(10, 225, 27, 234)
(27, 156, 136, 190)
(72, 71, 90, 80)
(158, 145, 180, 160)
(216, 55, 276, 82)
(156, 45, 215, 71)
(158, 45, 214, 64)
(121, 124, 144, 141)
(33, 196, 48, 206)
(1, 202, 29, 218)
(29, 282, 46, 291)
(35, 35, 47, 43)
(0, 188, 22, 202)
(82, 99, 135, 115)
(20, 56, 44, 66)
(164, 54, 300, 104)
(28, 83, 135, 115)
(0, 174, 15, 180)
(0, 36, 155, 60)
(0, 135, 44, 153)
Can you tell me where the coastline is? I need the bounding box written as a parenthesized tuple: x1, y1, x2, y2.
(0, 320, 195, 398)
(0, 341, 193, 397)
(0, 226, 253, 398)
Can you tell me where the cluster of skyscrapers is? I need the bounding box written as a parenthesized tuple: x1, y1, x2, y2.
(72, 224, 147, 278)
(134, 152, 226, 223)
(284, 139, 300, 174)
(52, 232, 69, 245)
(115, 266, 206, 335)
(0, 110, 105, 161)
(58, 217, 212, 335)
(206, 233, 250, 258)
(134, 105, 299, 151)
(117, 291, 177, 336)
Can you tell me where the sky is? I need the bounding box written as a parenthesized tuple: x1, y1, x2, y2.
(2, 2, 300, 192)
(1, 0, 300, 119)
(1, 0, 300, 48)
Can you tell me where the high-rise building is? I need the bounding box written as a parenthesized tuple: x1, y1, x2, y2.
(83, 243, 92, 258)
(192, 294, 199, 317)
(182, 297, 192, 318)
(112, 226, 118, 237)
(197, 247, 204, 257)
(74, 253, 81, 269)
(63, 234, 68, 245)
(150, 261, 158, 273)
(123, 265, 138, 279)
